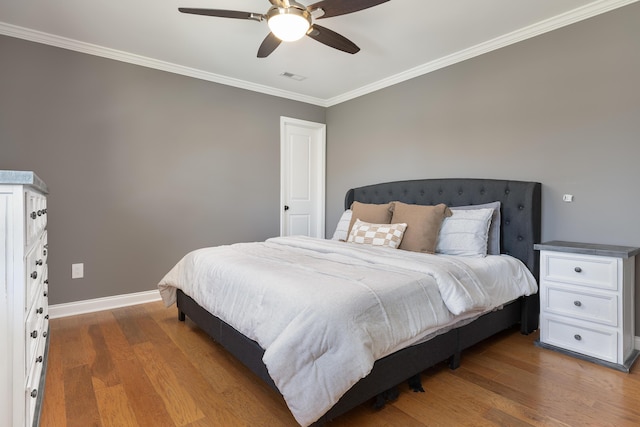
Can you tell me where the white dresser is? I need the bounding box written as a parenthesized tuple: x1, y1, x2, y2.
(535, 241, 639, 372)
(0, 171, 49, 427)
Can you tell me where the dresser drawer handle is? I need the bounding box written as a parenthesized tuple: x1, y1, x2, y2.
(574, 334, 582, 341)
(36, 356, 43, 363)
(30, 271, 38, 279)
(30, 212, 37, 220)
(37, 307, 44, 314)
(30, 389, 38, 398)
(37, 210, 43, 216)
(30, 330, 38, 339)
(574, 300, 582, 307)
(43, 331, 48, 338)
(36, 259, 43, 266)
(574, 267, 582, 273)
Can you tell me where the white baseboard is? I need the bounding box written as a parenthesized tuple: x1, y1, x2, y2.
(48, 289, 162, 319)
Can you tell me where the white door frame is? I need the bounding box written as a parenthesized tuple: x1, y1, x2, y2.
(280, 116, 326, 238)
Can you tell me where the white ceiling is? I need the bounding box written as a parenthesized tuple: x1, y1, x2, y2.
(0, 0, 636, 106)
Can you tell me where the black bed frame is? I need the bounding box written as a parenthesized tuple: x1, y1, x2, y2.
(176, 178, 542, 425)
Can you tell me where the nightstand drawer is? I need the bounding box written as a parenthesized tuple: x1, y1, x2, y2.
(544, 285, 617, 326)
(543, 253, 618, 291)
(542, 316, 617, 363)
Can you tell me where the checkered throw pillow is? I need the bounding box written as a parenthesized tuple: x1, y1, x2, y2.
(347, 219, 407, 249)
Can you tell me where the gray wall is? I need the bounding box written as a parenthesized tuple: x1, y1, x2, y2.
(0, 36, 325, 305)
(1, 3, 639, 329)
(326, 4, 640, 329)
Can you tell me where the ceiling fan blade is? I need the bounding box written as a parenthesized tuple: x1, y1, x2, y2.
(308, 0, 389, 19)
(257, 32, 282, 58)
(178, 8, 264, 21)
(306, 24, 360, 54)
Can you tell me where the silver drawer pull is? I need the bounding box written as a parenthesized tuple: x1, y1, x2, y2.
(30, 389, 37, 398)
(36, 259, 43, 266)
(36, 356, 43, 363)
(43, 331, 48, 338)
(574, 300, 582, 307)
(30, 330, 38, 339)
(30, 271, 38, 279)
(37, 307, 44, 314)
(574, 334, 582, 341)
(30, 212, 37, 220)
(574, 266, 582, 273)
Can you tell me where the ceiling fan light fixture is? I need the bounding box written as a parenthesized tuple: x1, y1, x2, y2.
(267, 6, 311, 42)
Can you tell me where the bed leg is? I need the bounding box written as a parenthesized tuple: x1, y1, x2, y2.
(520, 294, 540, 335)
(449, 352, 461, 370)
(178, 310, 186, 322)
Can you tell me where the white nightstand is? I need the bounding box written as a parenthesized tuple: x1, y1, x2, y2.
(534, 241, 640, 372)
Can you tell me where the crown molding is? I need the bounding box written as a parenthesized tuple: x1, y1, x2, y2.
(324, 0, 640, 106)
(1, 0, 637, 108)
(0, 21, 328, 107)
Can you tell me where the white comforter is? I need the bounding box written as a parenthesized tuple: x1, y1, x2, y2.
(158, 236, 537, 426)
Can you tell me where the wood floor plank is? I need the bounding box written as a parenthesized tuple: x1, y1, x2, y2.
(112, 354, 176, 427)
(97, 312, 137, 361)
(483, 407, 536, 427)
(112, 305, 151, 345)
(94, 384, 139, 427)
(88, 323, 120, 390)
(410, 381, 497, 426)
(63, 364, 102, 427)
(56, 315, 96, 370)
(42, 302, 640, 426)
(452, 362, 616, 426)
(40, 319, 67, 427)
(425, 366, 569, 427)
(133, 341, 205, 426)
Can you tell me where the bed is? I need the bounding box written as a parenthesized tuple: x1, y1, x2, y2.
(158, 178, 542, 426)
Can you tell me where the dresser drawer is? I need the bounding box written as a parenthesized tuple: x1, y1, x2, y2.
(542, 316, 617, 363)
(543, 285, 617, 326)
(543, 252, 618, 291)
(25, 290, 47, 374)
(25, 350, 44, 427)
(25, 190, 47, 247)
(25, 241, 45, 308)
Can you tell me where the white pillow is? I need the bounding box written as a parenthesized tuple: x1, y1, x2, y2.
(450, 201, 501, 255)
(436, 208, 494, 257)
(347, 219, 407, 249)
(331, 209, 353, 241)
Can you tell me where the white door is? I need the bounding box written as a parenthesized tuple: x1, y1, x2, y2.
(280, 117, 326, 238)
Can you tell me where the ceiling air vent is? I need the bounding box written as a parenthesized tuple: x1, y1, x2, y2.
(280, 72, 306, 81)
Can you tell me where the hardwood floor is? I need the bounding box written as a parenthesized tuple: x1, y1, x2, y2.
(41, 301, 640, 426)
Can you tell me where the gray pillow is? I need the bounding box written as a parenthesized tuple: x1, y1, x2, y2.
(449, 201, 501, 255)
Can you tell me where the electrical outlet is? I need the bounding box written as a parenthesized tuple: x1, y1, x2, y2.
(563, 194, 574, 202)
(71, 263, 84, 279)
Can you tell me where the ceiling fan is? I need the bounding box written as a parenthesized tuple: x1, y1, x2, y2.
(178, 0, 390, 58)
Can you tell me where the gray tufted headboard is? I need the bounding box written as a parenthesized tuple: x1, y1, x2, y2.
(345, 178, 542, 279)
